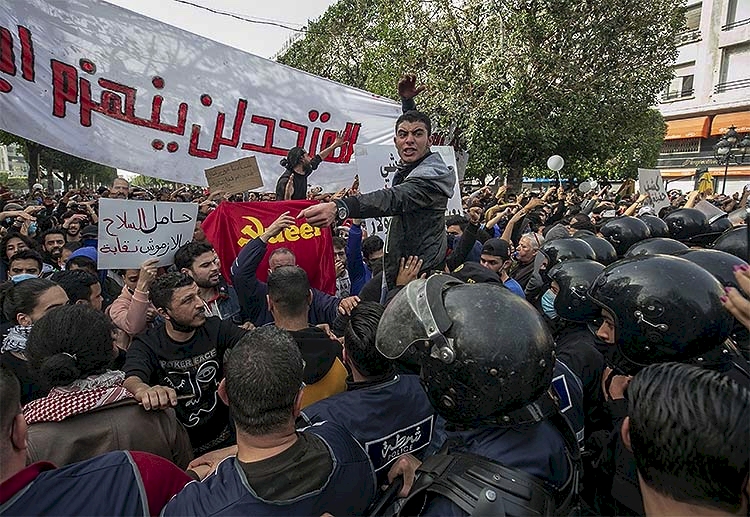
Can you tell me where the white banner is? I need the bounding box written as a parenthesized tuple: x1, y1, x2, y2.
(637, 168, 670, 215)
(0, 0, 400, 188)
(97, 198, 198, 269)
(354, 144, 462, 239)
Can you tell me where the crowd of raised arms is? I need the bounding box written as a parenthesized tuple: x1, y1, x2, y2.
(0, 75, 748, 517)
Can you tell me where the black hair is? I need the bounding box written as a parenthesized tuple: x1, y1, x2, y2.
(225, 326, 303, 436)
(8, 249, 43, 273)
(395, 110, 432, 136)
(446, 215, 468, 232)
(344, 302, 390, 377)
(150, 272, 195, 311)
(569, 214, 596, 233)
(174, 241, 214, 271)
(0, 365, 20, 441)
(267, 266, 310, 317)
(49, 270, 98, 304)
(65, 256, 97, 274)
(0, 232, 35, 261)
(26, 305, 114, 392)
(0, 278, 58, 324)
(39, 228, 65, 243)
(280, 147, 305, 170)
(362, 235, 384, 260)
(63, 241, 83, 253)
(332, 236, 346, 250)
(628, 362, 750, 514)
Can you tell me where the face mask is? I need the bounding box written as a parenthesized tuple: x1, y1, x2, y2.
(11, 273, 38, 284)
(541, 289, 557, 319)
(368, 258, 384, 276)
(27, 222, 37, 234)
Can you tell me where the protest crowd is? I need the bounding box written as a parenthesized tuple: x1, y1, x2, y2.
(0, 75, 749, 517)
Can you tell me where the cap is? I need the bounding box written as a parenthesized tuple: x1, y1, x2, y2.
(32, 183, 43, 191)
(3, 202, 23, 211)
(450, 262, 501, 284)
(481, 238, 510, 260)
(80, 225, 98, 238)
(67, 246, 97, 264)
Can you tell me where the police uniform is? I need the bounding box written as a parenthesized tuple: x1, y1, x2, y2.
(301, 372, 435, 484)
(162, 421, 376, 516)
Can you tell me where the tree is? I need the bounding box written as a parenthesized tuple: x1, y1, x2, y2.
(0, 130, 115, 191)
(278, 0, 683, 191)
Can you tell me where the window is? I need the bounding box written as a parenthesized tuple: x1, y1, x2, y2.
(725, 0, 750, 30)
(660, 138, 701, 154)
(716, 43, 750, 93)
(660, 62, 695, 101)
(683, 3, 701, 31)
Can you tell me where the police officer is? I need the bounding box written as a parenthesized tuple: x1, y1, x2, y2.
(375, 276, 580, 516)
(300, 302, 435, 486)
(582, 254, 749, 515)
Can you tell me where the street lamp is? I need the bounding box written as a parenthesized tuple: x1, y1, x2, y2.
(713, 125, 750, 195)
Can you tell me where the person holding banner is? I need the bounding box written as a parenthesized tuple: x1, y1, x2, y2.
(275, 133, 348, 201)
(300, 76, 455, 294)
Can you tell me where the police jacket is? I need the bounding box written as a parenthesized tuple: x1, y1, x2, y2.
(230, 237, 340, 326)
(301, 373, 435, 483)
(162, 422, 376, 517)
(339, 152, 455, 291)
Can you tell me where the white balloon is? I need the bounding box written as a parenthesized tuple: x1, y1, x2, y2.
(547, 155, 564, 172)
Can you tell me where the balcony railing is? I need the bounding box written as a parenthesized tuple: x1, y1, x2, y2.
(660, 88, 694, 102)
(676, 28, 701, 45)
(714, 78, 750, 93)
(722, 17, 750, 31)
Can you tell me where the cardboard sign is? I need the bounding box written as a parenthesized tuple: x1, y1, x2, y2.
(204, 156, 263, 194)
(638, 168, 670, 214)
(97, 199, 199, 269)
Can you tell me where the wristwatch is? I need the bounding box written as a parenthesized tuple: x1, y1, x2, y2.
(334, 200, 349, 223)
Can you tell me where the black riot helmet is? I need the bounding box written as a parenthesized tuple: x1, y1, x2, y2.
(548, 259, 605, 322)
(624, 237, 688, 257)
(376, 275, 554, 426)
(588, 255, 733, 376)
(673, 248, 749, 290)
(663, 208, 710, 242)
(708, 216, 733, 235)
(579, 235, 618, 265)
(639, 214, 670, 238)
(712, 225, 749, 262)
(599, 216, 651, 257)
(539, 238, 596, 268)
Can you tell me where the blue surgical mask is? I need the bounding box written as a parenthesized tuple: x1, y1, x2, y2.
(11, 273, 38, 284)
(541, 289, 557, 319)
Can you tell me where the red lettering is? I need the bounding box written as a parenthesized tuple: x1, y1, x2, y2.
(0, 27, 15, 93)
(50, 59, 79, 119)
(18, 25, 34, 82)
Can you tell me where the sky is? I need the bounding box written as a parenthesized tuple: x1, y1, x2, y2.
(106, 0, 336, 179)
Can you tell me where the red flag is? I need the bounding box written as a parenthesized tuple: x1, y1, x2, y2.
(202, 201, 336, 295)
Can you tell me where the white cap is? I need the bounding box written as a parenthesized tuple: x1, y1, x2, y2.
(32, 183, 43, 190)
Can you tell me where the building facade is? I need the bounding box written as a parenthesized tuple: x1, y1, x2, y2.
(656, 0, 750, 194)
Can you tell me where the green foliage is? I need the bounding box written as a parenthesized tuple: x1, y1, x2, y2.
(278, 0, 682, 191)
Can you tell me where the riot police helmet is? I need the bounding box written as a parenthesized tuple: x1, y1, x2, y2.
(547, 259, 605, 323)
(599, 216, 651, 257)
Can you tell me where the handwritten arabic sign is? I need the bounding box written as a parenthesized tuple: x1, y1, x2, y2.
(637, 168, 670, 215)
(97, 199, 199, 269)
(354, 144, 462, 240)
(0, 0, 401, 188)
(205, 156, 263, 194)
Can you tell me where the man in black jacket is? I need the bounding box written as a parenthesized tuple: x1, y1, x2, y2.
(300, 76, 455, 295)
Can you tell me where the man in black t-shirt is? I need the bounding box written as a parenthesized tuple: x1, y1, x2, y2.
(274, 132, 346, 200)
(123, 273, 247, 455)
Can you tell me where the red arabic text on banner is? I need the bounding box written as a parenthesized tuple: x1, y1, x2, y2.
(202, 201, 336, 295)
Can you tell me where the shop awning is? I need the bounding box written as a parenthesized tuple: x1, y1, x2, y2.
(711, 111, 750, 136)
(664, 116, 711, 140)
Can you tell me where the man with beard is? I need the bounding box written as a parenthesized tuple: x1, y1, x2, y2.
(123, 273, 247, 455)
(174, 241, 246, 326)
(39, 228, 66, 273)
(61, 214, 86, 243)
(110, 177, 130, 200)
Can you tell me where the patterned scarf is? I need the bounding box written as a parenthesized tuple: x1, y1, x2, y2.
(23, 370, 133, 424)
(1, 325, 32, 354)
